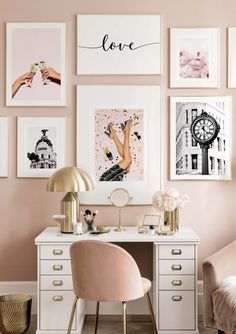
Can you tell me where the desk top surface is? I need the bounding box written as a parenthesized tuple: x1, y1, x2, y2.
(35, 226, 199, 244)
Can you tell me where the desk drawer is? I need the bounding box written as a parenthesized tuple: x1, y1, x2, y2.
(40, 276, 73, 290)
(40, 260, 72, 275)
(159, 260, 194, 275)
(159, 291, 195, 330)
(159, 275, 195, 290)
(40, 245, 70, 260)
(40, 291, 76, 330)
(159, 244, 194, 259)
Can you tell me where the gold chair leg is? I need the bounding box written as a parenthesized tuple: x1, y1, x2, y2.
(122, 301, 127, 334)
(67, 297, 79, 334)
(146, 292, 158, 334)
(94, 301, 100, 334)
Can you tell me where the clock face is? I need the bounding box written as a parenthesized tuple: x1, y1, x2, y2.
(191, 113, 220, 144)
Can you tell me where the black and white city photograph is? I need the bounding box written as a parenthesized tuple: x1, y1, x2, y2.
(170, 96, 232, 180)
(17, 117, 66, 178)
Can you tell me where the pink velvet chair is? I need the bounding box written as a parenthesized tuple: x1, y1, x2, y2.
(202, 240, 236, 334)
(67, 240, 158, 334)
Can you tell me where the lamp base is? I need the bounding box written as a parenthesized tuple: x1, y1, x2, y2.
(60, 192, 77, 233)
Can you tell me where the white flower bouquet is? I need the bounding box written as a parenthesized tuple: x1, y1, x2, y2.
(152, 188, 189, 212)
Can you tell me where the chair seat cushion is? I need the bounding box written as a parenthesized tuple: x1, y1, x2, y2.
(142, 277, 151, 294)
(212, 288, 236, 333)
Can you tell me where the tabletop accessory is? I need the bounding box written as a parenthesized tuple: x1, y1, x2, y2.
(73, 222, 83, 235)
(81, 209, 98, 232)
(108, 188, 132, 232)
(52, 214, 66, 236)
(47, 166, 94, 233)
(153, 188, 189, 234)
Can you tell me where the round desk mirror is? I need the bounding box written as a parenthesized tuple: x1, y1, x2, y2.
(109, 188, 132, 232)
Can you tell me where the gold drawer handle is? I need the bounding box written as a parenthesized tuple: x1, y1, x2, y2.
(53, 264, 63, 271)
(171, 249, 182, 255)
(171, 295, 183, 302)
(171, 280, 183, 286)
(171, 264, 182, 271)
(53, 295, 64, 302)
(53, 280, 63, 286)
(53, 249, 63, 255)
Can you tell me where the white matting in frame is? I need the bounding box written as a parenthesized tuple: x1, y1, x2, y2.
(170, 96, 232, 180)
(170, 28, 219, 88)
(77, 85, 161, 204)
(0, 118, 8, 177)
(228, 27, 236, 88)
(17, 117, 66, 178)
(6, 22, 66, 106)
(77, 15, 161, 75)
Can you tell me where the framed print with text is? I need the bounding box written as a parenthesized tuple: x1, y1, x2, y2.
(170, 96, 231, 180)
(0, 118, 8, 177)
(77, 85, 161, 204)
(228, 27, 236, 88)
(170, 28, 219, 88)
(6, 23, 66, 106)
(77, 15, 161, 75)
(17, 117, 66, 178)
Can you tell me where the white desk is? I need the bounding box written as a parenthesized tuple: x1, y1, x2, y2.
(35, 226, 199, 334)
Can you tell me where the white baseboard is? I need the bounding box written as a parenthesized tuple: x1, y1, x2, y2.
(0, 281, 203, 316)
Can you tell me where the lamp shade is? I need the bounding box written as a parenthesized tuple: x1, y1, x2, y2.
(47, 167, 94, 192)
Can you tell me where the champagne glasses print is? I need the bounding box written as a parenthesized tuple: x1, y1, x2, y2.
(26, 63, 38, 88)
(52, 214, 66, 236)
(39, 61, 50, 85)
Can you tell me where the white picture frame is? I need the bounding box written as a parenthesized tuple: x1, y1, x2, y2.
(17, 117, 66, 178)
(228, 27, 236, 88)
(0, 118, 8, 177)
(77, 15, 161, 75)
(170, 96, 232, 180)
(77, 85, 161, 204)
(6, 22, 66, 106)
(170, 28, 219, 88)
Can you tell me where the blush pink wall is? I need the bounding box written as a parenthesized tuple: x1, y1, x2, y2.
(0, 0, 235, 281)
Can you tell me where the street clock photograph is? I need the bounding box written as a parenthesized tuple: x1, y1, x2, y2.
(170, 96, 232, 180)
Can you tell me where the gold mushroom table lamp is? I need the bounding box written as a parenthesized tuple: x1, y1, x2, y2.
(47, 166, 94, 233)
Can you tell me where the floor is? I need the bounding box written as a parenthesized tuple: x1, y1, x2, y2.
(28, 316, 217, 333)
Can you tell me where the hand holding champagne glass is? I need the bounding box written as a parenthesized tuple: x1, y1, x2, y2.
(38, 61, 50, 85)
(26, 63, 38, 88)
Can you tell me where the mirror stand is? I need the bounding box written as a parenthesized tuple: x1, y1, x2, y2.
(114, 207, 126, 232)
(108, 188, 132, 232)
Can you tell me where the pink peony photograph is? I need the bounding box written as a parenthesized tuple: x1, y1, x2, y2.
(170, 28, 218, 88)
(179, 38, 209, 79)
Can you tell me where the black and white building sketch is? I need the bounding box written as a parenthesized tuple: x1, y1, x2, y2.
(27, 129, 57, 169)
(171, 97, 231, 180)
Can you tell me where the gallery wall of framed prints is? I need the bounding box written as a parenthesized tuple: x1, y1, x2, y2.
(2, 11, 235, 199)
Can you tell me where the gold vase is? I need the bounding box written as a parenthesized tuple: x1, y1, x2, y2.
(164, 208, 179, 233)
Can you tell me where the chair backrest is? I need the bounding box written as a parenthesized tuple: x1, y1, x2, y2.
(70, 240, 144, 302)
(202, 240, 236, 328)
